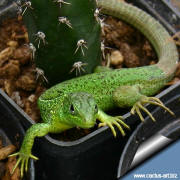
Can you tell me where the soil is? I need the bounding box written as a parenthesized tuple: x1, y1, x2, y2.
(0, 138, 20, 180)
(0, 14, 180, 142)
(0, 17, 45, 122)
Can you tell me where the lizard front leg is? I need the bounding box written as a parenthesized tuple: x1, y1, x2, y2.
(113, 85, 174, 122)
(96, 109, 130, 137)
(9, 122, 72, 177)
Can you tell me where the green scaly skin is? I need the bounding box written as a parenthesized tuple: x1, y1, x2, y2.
(10, 0, 179, 176)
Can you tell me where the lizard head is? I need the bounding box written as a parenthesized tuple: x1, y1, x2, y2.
(62, 92, 98, 128)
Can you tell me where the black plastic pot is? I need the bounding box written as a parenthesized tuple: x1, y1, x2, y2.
(0, 0, 18, 23)
(8, 82, 180, 180)
(0, 0, 180, 180)
(0, 90, 35, 180)
(130, 0, 180, 34)
(117, 81, 180, 178)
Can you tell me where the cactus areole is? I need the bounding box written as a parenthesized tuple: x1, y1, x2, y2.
(22, 0, 101, 86)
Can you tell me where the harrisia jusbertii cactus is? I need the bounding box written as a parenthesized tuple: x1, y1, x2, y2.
(15, 0, 103, 85)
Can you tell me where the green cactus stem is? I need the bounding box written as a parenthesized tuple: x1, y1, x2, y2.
(21, 0, 101, 86)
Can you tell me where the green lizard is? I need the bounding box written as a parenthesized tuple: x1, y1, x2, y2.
(10, 0, 179, 176)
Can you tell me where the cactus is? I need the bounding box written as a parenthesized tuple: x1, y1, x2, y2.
(19, 0, 101, 86)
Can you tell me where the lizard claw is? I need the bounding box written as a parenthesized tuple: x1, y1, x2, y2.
(131, 96, 174, 122)
(9, 151, 38, 177)
(97, 110, 130, 137)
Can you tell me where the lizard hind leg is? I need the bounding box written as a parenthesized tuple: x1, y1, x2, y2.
(113, 85, 174, 122)
(131, 96, 174, 122)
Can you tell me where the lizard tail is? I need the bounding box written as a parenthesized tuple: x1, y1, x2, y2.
(97, 0, 179, 78)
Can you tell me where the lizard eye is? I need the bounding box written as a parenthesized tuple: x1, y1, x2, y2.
(70, 104, 75, 114)
(95, 104, 98, 113)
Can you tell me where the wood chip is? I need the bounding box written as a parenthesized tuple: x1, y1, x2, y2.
(0, 145, 16, 161)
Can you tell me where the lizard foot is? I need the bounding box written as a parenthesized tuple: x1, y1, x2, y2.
(9, 151, 38, 177)
(130, 96, 174, 122)
(97, 110, 130, 137)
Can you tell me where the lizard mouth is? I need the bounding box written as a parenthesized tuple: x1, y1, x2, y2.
(78, 122, 96, 129)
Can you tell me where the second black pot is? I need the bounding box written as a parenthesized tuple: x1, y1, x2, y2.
(0, 89, 35, 180)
